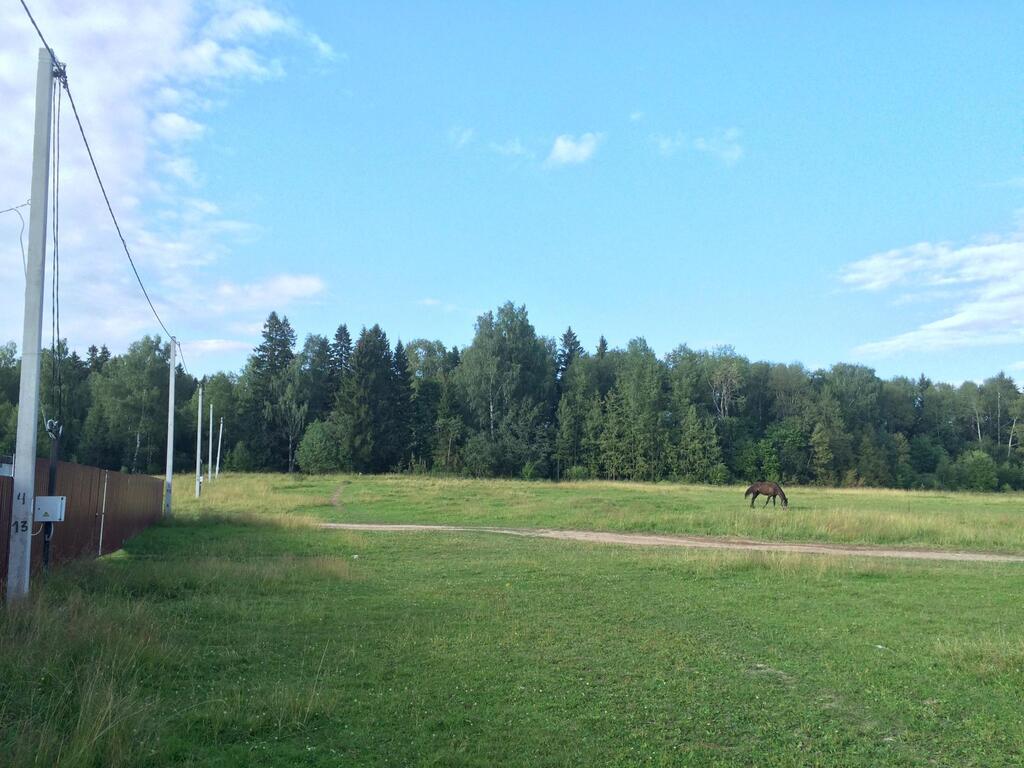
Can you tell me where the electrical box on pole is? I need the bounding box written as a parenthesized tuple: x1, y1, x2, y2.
(6, 49, 55, 602)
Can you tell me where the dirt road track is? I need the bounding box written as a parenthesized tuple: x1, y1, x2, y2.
(320, 523, 1024, 563)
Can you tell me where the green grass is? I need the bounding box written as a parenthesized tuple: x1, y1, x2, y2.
(188, 472, 1024, 553)
(2, 474, 1024, 765)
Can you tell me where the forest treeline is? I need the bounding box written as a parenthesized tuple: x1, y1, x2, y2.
(1, 301, 1022, 491)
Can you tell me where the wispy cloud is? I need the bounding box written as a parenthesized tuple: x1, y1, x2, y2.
(183, 338, 255, 355)
(0, 0, 335, 368)
(204, 5, 337, 59)
(448, 126, 475, 149)
(989, 177, 1024, 189)
(160, 156, 201, 186)
(652, 128, 744, 166)
(693, 128, 744, 166)
(653, 132, 687, 156)
(489, 138, 532, 158)
(152, 112, 205, 143)
(546, 132, 602, 166)
(214, 274, 325, 314)
(629, 111, 645, 123)
(844, 216, 1024, 356)
(418, 297, 458, 313)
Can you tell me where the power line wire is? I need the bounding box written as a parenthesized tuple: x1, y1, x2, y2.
(18, 0, 192, 379)
(0, 201, 31, 216)
(50, 77, 63, 424)
(0, 200, 30, 275)
(175, 339, 191, 377)
(61, 82, 178, 343)
(17, 0, 57, 66)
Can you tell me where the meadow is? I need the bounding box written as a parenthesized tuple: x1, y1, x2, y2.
(200, 473, 1024, 553)
(2, 474, 1023, 766)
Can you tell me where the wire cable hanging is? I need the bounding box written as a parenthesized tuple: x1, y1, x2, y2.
(49, 76, 64, 428)
(19, 0, 192, 379)
(0, 200, 30, 276)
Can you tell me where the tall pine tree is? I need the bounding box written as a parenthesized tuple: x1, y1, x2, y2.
(241, 312, 297, 469)
(389, 341, 414, 469)
(330, 324, 353, 390)
(336, 325, 394, 472)
(556, 326, 584, 381)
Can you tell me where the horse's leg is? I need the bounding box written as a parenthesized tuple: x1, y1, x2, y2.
(763, 496, 770, 507)
(750, 493, 757, 508)
(772, 496, 776, 507)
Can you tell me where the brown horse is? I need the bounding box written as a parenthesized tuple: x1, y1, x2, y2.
(744, 481, 788, 509)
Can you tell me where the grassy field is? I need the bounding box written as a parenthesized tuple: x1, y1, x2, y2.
(2, 474, 1024, 766)
(194, 473, 1024, 553)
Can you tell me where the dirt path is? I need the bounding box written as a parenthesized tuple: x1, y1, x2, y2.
(320, 523, 1024, 563)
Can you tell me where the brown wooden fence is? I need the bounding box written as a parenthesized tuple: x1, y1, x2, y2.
(0, 460, 163, 590)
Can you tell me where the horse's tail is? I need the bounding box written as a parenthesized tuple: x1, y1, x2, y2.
(744, 485, 755, 498)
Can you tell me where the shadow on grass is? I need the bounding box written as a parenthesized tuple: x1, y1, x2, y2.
(0, 509, 368, 768)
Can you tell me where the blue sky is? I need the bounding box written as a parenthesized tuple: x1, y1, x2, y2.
(2, 2, 1023, 382)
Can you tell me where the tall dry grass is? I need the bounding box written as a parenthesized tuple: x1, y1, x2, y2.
(0, 575, 161, 767)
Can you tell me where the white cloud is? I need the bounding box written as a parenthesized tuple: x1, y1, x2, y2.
(178, 39, 282, 80)
(418, 297, 457, 312)
(228, 320, 265, 336)
(546, 132, 602, 166)
(0, 0, 334, 371)
(990, 177, 1024, 189)
(653, 128, 744, 166)
(206, 7, 294, 39)
(629, 111, 645, 123)
(844, 218, 1024, 356)
(214, 274, 325, 313)
(161, 156, 201, 185)
(205, 5, 336, 59)
(489, 138, 532, 158)
(693, 128, 744, 166)
(448, 126, 474, 148)
(653, 132, 687, 156)
(152, 112, 205, 143)
(183, 338, 255, 355)
(306, 33, 336, 60)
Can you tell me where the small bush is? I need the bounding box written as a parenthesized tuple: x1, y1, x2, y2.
(462, 434, 498, 478)
(956, 450, 998, 492)
(564, 465, 591, 481)
(297, 420, 341, 474)
(225, 441, 255, 471)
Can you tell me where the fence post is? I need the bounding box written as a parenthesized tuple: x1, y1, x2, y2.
(97, 470, 108, 557)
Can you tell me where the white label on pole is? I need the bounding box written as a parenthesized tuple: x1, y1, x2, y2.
(34, 495, 66, 522)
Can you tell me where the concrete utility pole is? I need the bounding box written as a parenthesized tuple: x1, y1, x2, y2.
(215, 417, 223, 479)
(6, 49, 55, 602)
(163, 338, 176, 518)
(207, 403, 213, 483)
(195, 386, 202, 497)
